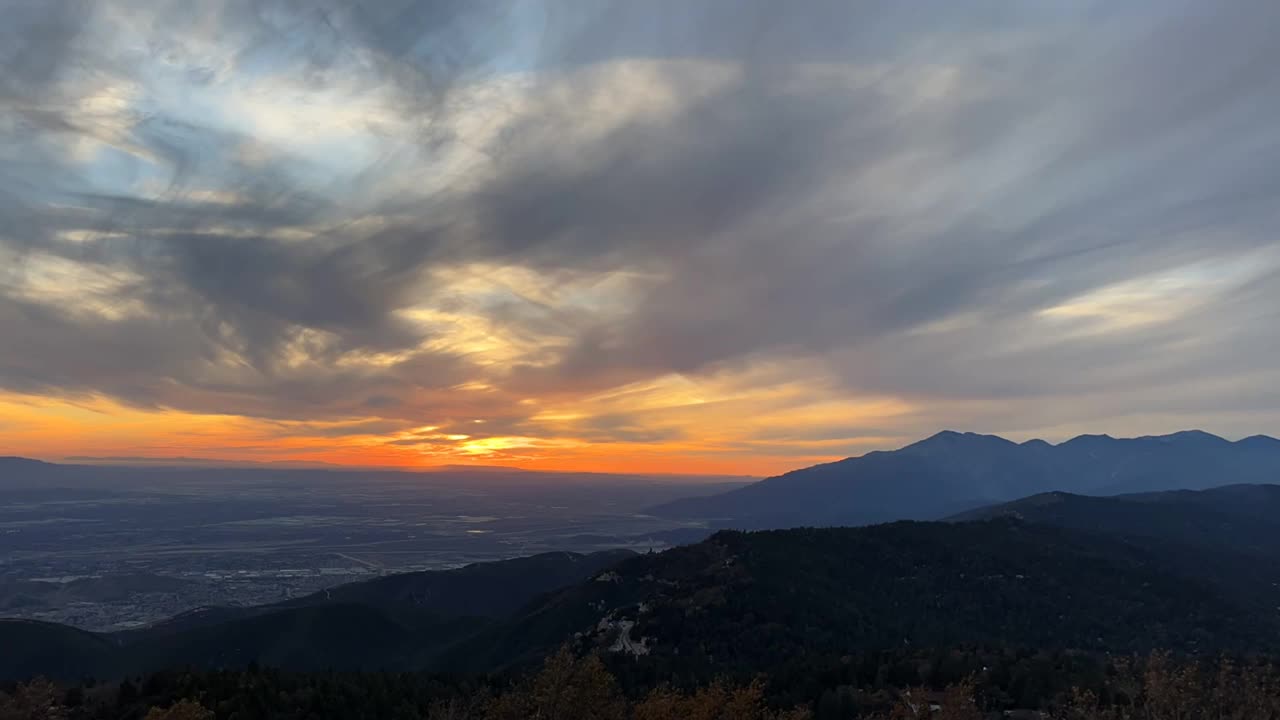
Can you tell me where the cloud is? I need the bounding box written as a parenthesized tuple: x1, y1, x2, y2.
(2, 0, 1279, 470)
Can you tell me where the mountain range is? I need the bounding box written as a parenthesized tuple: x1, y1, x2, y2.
(5, 430, 1280, 687)
(649, 430, 1280, 527)
(6, 481, 1280, 683)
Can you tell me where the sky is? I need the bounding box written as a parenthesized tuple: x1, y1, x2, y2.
(1, 0, 1278, 476)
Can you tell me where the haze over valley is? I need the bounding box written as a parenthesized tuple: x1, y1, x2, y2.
(0, 459, 740, 630)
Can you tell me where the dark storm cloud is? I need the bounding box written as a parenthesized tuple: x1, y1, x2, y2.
(2, 0, 1279, 445)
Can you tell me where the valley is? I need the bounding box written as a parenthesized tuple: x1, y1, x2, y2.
(0, 460, 738, 630)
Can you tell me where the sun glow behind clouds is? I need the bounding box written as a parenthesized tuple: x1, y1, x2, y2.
(0, 357, 918, 475)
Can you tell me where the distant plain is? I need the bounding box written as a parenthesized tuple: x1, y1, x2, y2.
(0, 460, 742, 630)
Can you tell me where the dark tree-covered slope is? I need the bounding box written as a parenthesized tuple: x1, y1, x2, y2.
(445, 520, 1280, 679)
(282, 548, 636, 618)
(0, 620, 119, 681)
(950, 484, 1280, 557)
(0, 549, 632, 681)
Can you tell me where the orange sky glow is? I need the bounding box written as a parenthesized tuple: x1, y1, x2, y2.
(0, 389, 910, 477)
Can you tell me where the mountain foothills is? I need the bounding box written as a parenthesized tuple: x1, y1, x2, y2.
(450, 520, 1277, 674)
(949, 483, 1280, 556)
(7, 489, 1280, 679)
(0, 550, 633, 681)
(650, 430, 1280, 528)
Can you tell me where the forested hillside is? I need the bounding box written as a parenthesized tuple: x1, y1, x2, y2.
(8, 648, 1280, 719)
(8, 505, 1280, 720)
(7, 520, 1279, 686)
(449, 520, 1277, 686)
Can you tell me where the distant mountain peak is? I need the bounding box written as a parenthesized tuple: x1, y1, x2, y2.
(1142, 430, 1228, 444)
(0, 456, 49, 465)
(907, 430, 1018, 449)
(1172, 429, 1222, 438)
(1063, 433, 1115, 444)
